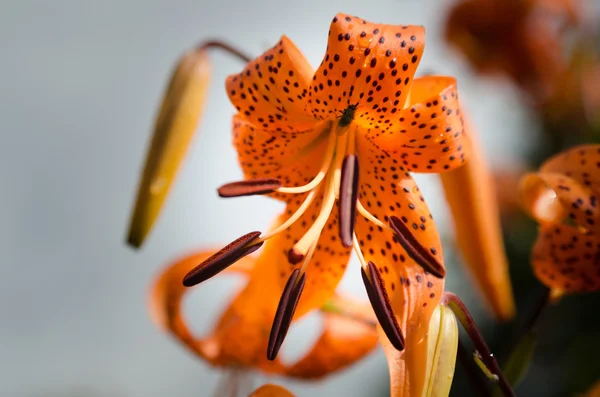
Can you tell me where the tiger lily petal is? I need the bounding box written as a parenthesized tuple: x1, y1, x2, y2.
(127, 48, 211, 248)
(378, 263, 446, 397)
(440, 117, 515, 321)
(150, 249, 378, 378)
(520, 144, 600, 293)
(214, 13, 470, 361)
(249, 384, 295, 397)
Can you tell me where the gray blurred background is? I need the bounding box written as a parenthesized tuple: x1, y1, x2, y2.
(0, 1, 536, 396)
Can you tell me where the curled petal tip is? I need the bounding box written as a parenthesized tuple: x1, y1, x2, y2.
(217, 178, 282, 198)
(267, 269, 306, 361)
(182, 231, 262, 287)
(388, 216, 446, 278)
(126, 48, 211, 247)
(361, 261, 405, 351)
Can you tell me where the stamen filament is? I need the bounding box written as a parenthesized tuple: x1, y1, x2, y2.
(299, 241, 318, 274)
(255, 187, 320, 243)
(277, 129, 338, 194)
(352, 233, 369, 272)
(289, 176, 337, 262)
(290, 135, 347, 261)
(357, 200, 393, 231)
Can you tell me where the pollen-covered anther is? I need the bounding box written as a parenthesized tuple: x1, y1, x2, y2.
(361, 261, 405, 351)
(267, 269, 306, 361)
(339, 155, 359, 248)
(182, 231, 263, 287)
(388, 216, 446, 278)
(217, 178, 282, 198)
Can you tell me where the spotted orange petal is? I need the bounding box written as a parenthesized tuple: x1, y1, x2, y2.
(231, 115, 331, 201)
(148, 249, 276, 368)
(226, 37, 315, 133)
(355, 133, 446, 291)
(520, 172, 600, 232)
(371, 76, 468, 173)
(256, 199, 352, 318)
(307, 13, 424, 124)
(540, 144, 600, 194)
(283, 294, 378, 379)
(532, 224, 600, 293)
(354, 132, 444, 395)
(379, 270, 445, 397)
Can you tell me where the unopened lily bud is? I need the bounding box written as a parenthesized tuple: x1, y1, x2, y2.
(423, 304, 459, 397)
(127, 47, 211, 248)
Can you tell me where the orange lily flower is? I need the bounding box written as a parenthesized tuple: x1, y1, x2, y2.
(150, 249, 379, 381)
(440, 118, 516, 321)
(132, 12, 471, 396)
(198, 10, 468, 355)
(445, 0, 581, 102)
(520, 144, 600, 294)
(249, 384, 295, 397)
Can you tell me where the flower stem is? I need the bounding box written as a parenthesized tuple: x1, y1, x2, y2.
(442, 292, 516, 397)
(197, 41, 252, 63)
(457, 339, 492, 397)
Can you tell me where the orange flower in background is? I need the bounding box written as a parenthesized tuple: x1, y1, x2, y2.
(445, 0, 581, 102)
(520, 144, 600, 294)
(130, 12, 472, 397)
(150, 249, 378, 382)
(249, 384, 295, 397)
(440, 117, 516, 321)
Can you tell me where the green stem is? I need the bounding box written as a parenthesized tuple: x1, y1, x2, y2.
(442, 292, 516, 397)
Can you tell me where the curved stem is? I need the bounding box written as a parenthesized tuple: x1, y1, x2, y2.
(442, 292, 516, 397)
(197, 40, 252, 63)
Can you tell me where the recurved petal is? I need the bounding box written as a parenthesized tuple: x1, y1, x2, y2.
(231, 116, 331, 201)
(307, 13, 424, 123)
(379, 268, 445, 397)
(149, 249, 254, 361)
(355, 133, 446, 294)
(226, 36, 315, 133)
(371, 76, 468, 173)
(354, 132, 445, 396)
(127, 48, 210, 248)
(532, 224, 600, 293)
(284, 294, 378, 378)
(540, 144, 600, 195)
(440, 119, 515, 321)
(249, 384, 295, 397)
(520, 172, 600, 232)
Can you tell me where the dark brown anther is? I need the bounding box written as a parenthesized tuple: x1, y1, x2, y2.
(388, 216, 446, 278)
(339, 154, 359, 248)
(267, 269, 306, 361)
(361, 261, 405, 351)
(217, 178, 282, 198)
(287, 248, 305, 265)
(182, 231, 263, 287)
